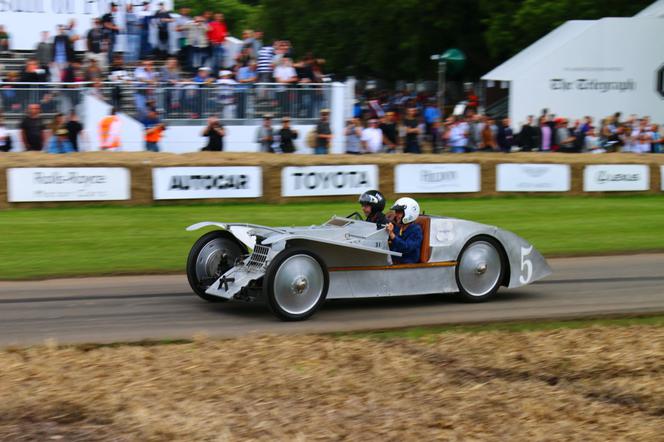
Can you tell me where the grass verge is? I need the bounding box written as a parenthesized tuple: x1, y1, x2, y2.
(1, 195, 663, 280)
(1, 322, 661, 441)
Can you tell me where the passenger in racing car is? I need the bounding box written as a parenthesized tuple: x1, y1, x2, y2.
(387, 197, 423, 264)
(359, 189, 388, 227)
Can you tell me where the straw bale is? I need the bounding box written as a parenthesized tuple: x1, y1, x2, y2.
(0, 325, 661, 441)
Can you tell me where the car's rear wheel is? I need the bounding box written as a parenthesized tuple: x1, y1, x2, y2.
(187, 231, 244, 302)
(264, 248, 329, 321)
(455, 236, 505, 302)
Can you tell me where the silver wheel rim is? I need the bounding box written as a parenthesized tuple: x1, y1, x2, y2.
(458, 241, 502, 297)
(195, 239, 233, 286)
(273, 254, 324, 315)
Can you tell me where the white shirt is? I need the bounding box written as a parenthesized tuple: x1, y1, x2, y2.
(449, 123, 468, 147)
(273, 65, 297, 83)
(361, 127, 383, 153)
(0, 127, 8, 148)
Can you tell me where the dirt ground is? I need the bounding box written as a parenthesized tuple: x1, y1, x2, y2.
(0, 325, 662, 441)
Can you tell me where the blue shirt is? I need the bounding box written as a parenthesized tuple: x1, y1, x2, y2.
(390, 223, 423, 264)
(424, 106, 441, 124)
(48, 138, 74, 154)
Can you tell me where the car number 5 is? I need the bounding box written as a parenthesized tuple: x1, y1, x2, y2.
(519, 245, 533, 284)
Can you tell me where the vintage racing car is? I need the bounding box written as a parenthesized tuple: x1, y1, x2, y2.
(186, 212, 551, 320)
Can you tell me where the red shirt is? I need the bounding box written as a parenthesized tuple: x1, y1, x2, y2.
(207, 21, 227, 44)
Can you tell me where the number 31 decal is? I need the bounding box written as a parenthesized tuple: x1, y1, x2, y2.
(519, 245, 533, 284)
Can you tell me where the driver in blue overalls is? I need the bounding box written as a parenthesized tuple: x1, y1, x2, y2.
(387, 197, 423, 264)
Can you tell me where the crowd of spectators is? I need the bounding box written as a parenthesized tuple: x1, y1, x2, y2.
(347, 93, 663, 154)
(0, 4, 328, 121)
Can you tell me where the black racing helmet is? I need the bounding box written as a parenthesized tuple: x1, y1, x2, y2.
(358, 190, 386, 214)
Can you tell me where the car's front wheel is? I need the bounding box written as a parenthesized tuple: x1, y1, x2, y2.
(187, 231, 244, 302)
(264, 248, 329, 321)
(455, 236, 505, 302)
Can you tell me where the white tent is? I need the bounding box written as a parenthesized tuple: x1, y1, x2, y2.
(482, 2, 664, 127)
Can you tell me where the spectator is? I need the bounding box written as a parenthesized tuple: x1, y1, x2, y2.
(138, 1, 153, 59)
(403, 107, 420, 153)
(124, 3, 141, 63)
(154, 2, 174, 59)
(208, 13, 227, 73)
(134, 60, 158, 117)
(555, 118, 574, 152)
(52, 25, 75, 77)
(0, 25, 9, 55)
(184, 16, 209, 70)
(20, 59, 48, 83)
(201, 116, 224, 151)
(175, 7, 192, 70)
(518, 115, 539, 151)
(361, 119, 383, 153)
(274, 57, 298, 84)
(650, 124, 662, 153)
(539, 116, 552, 152)
(466, 112, 483, 151)
(257, 42, 276, 83)
(345, 118, 362, 154)
(65, 110, 84, 151)
(84, 58, 103, 82)
(86, 18, 108, 72)
(0, 114, 12, 152)
(256, 115, 274, 152)
(279, 116, 298, 153)
(216, 70, 237, 119)
(423, 100, 441, 142)
(48, 128, 74, 153)
(101, 3, 121, 64)
(235, 60, 256, 118)
(19, 104, 46, 151)
(497, 118, 514, 153)
(380, 111, 398, 153)
(252, 31, 263, 59)
(241, 30, 256, 58)
(35, 31, 52, 72)
(315, 109, 332, 154)
(448, 116, 469, 153)
(1, 72, 21, 112)
(99, 107, 121, 151)
(161, 57, 182, 114)
(142, 108, 164, 152)
(108, 54, 130, 110)
(481, 118, 497, 151)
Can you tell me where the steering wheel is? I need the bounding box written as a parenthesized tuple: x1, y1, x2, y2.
(346, 211, 363, 221)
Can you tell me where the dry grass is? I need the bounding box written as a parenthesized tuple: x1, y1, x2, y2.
(0, 326, 662, 441)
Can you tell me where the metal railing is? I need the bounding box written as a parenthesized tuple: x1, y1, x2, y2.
(0, 82, 332, 123)
(0, 82, 91, 117)
(123, 82, 331, 121)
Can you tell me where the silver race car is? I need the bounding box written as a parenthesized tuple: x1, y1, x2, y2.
(186, 211, 551, 321)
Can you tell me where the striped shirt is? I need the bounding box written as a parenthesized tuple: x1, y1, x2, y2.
(257, 46, 275, 73)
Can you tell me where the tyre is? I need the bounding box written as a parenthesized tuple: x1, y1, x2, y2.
(264, 248, 329, 321)
(455, 236, 505, 302)
(187, 231, 244, 302)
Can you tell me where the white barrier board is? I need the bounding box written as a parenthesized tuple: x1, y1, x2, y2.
(152, 167, 262, 200)
(583, 164, 649, 192)
(282, 165, 378, 197)
(394, 163, 481, 193)
(496, 163, 571, 192)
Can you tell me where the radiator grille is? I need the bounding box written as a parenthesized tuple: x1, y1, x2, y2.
(247, 245, 270, 270)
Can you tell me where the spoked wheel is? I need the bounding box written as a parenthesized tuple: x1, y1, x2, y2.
(264, 249, 329, 321)
(187, 231, 244, 302)
(455, 236, 505, 302)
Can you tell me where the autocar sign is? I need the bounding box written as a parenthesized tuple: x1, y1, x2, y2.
(152, 167, 262, 200)
(583, 164, 650, 192)
(7, 167, 131, 202)
(281, 165, 379, 197)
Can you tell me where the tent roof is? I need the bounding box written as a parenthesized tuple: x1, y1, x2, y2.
(481, 20, 594, 82)
(635, 0, 664, 17)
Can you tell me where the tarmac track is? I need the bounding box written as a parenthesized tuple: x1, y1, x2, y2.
(0, 254, 663, 347)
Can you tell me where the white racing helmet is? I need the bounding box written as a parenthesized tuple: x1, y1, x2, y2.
(391, 197, 420, 224)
